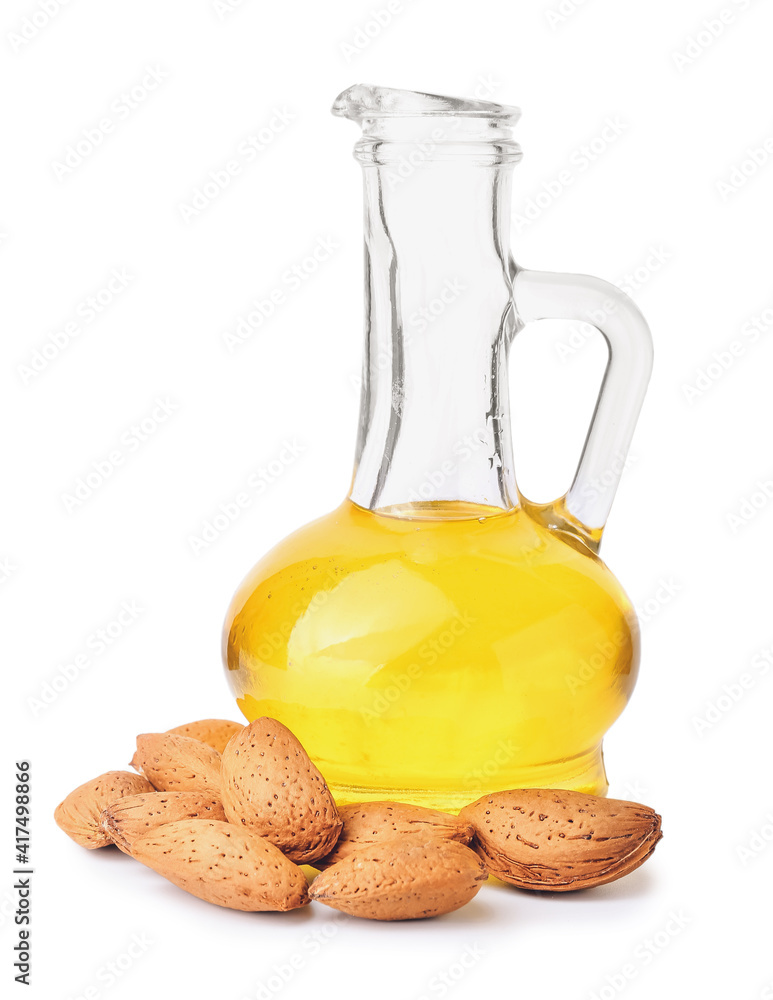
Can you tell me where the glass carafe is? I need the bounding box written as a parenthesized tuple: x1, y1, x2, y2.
(223, 86, 653, 811)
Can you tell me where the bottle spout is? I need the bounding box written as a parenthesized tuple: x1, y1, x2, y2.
(332, 85, 522, 165)
(331, 84, 521, 124)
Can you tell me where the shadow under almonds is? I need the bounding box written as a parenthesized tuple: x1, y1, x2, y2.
(484, 864, 658, 903)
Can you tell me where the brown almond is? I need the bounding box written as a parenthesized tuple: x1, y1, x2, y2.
(316, 801, 474, 868)
(132, 820, 309, 911)
(460, 788, 663, 891)
(309, 838, 487, 920)
(54, 771, 155, 849)
(131, 733, 222, 796)
(100, 791, 227, 855)
(166, 718, 243, 754)
(220, 717, 342, 863)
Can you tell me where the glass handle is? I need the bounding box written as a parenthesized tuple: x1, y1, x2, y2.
(512, 268, 653, 552)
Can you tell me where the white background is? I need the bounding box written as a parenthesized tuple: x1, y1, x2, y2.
(3, 0, 773, 998)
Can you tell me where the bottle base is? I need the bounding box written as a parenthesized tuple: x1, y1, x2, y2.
(325, 746, 609, 813)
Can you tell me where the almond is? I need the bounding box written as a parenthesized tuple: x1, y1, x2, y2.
(100, 791, 227, 855)
(131, 734, 222, 796)
(166, 718, 243, 754)
(459, 788, 663, 891)
(54, 771, 155, 849)
(220, 717, 342, 864)
(316, 801, 474, 868)
(132, 819, 309, 911)
(309, 838, 487, 920)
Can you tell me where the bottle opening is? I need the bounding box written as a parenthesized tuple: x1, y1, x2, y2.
(332, 85, 522, 165)
(332, 84, 521, 122)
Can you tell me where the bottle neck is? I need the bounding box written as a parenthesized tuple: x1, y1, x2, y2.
(349, 157, 518, 517)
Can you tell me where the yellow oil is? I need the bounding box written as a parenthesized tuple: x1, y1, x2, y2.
(223, 499, 639, 812)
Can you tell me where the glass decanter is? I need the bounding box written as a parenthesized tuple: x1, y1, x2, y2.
(222, 86, 653, 811)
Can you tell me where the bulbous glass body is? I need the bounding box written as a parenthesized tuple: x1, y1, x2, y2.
(223, 500, 638, 810)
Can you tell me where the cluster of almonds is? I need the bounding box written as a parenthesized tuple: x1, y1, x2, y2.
(54, 717, 663, 920)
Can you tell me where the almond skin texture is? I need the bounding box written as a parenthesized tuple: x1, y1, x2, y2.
(459, 789, 663, 891)
(54, 771, 155, 849)
(131, 734, 222, 796)
(316, 801, 475, 869)
(166, 719, 243, 754)
(100, 791, 227, 855)
(309, 838, 487, 920)
(220, 717, 342, 864)
(132, 820, 309, 911)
